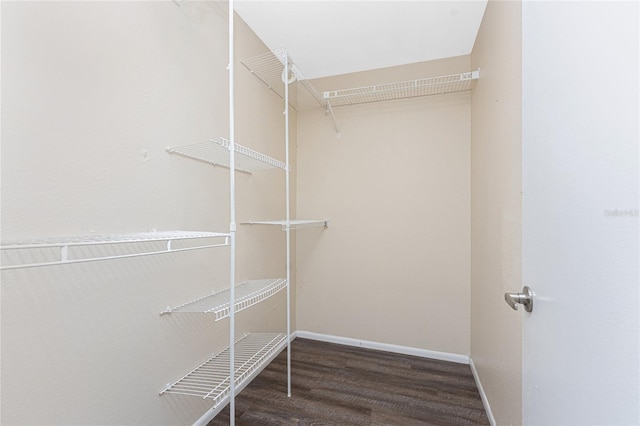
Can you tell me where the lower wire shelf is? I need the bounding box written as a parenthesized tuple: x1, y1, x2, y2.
(160, 333, 287, 406)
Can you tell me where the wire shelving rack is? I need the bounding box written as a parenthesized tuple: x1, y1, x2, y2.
(161, 9, 328, 423)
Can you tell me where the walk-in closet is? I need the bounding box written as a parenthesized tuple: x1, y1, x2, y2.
(2, 1, 638, 425)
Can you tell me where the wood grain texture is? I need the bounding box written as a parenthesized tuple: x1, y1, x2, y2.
(210, 338, 489, 425)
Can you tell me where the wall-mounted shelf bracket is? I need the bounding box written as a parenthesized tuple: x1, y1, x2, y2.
(325, 101, 341, 136)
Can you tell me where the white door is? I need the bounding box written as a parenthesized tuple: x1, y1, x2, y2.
(522, 2, 639, 425)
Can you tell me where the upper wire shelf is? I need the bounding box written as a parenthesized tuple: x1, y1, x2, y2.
(160, 333, 287, 405)
(0, 231, 230, 270)
(323, 70, 480, 107)
(167, 137, 287, 173)
(241, 48, 326, 110)
(161, 278, 287, 320)
(242, 49, 340, 134)
(242, 219, 329, 231)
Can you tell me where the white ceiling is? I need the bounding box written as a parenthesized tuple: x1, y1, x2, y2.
(234, 1, 488, 80)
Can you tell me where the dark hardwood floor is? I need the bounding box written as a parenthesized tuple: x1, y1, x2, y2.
(209, 338, 490, 425)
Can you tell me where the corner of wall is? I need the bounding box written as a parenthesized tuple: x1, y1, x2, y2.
(470, 1, 523, 425)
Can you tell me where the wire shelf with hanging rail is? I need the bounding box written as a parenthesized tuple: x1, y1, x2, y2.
(161, 278, 287, 320)
(322, 70, 480, 107)
(241, 49, 340, 134)
(0, 231, 230, 270)
(160, 333, 287, 406)
(240, 48, 324, 108)
(167, 137, 288, 174)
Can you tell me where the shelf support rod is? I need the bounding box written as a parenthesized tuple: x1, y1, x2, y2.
(228, 0, 237, 424)
(325, 101, 341, 137)
(284, 50, 292, 399)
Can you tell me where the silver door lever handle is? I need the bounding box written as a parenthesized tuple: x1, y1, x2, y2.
(504, 286, 534, 312)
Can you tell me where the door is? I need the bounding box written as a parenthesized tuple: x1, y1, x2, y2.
(522, 2, 639, 425)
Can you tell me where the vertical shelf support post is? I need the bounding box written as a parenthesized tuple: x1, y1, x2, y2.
(228, 0, 237, 424)
(284, 51, 293, 398)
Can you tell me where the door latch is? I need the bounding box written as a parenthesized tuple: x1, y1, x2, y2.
(504, 286, 534, 312)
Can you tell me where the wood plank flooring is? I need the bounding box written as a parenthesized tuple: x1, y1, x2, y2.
(209, 338, 490, 425)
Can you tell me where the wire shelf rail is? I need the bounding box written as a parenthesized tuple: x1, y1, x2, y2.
(0, 231, 230, 270)
(160, 333, 287, 406)
(323, 70, 480, 107)
(167, 137, 287, 173)
(242, 219, 329, 231)
(161, 278, 287, 320)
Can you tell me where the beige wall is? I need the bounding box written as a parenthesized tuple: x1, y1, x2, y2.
(470, 1, 522, 424)
(1, 2, 292, 424)
(296, 56, 472, 355)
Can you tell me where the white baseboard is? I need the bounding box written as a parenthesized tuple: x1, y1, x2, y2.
(469, 357, 496, 426)
(295, 330, 469, 364)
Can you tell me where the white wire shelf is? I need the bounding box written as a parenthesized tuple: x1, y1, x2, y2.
(0, 231, 230, 270)
(161, 278, 287, 320)
(241, 48, 341, 134)
(322, 70, 480, 107)
(160, 333, 287, 405)
(241, 48, 326, 110)
(167, 137, 287, 173)
(242, 219, 329, 231)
